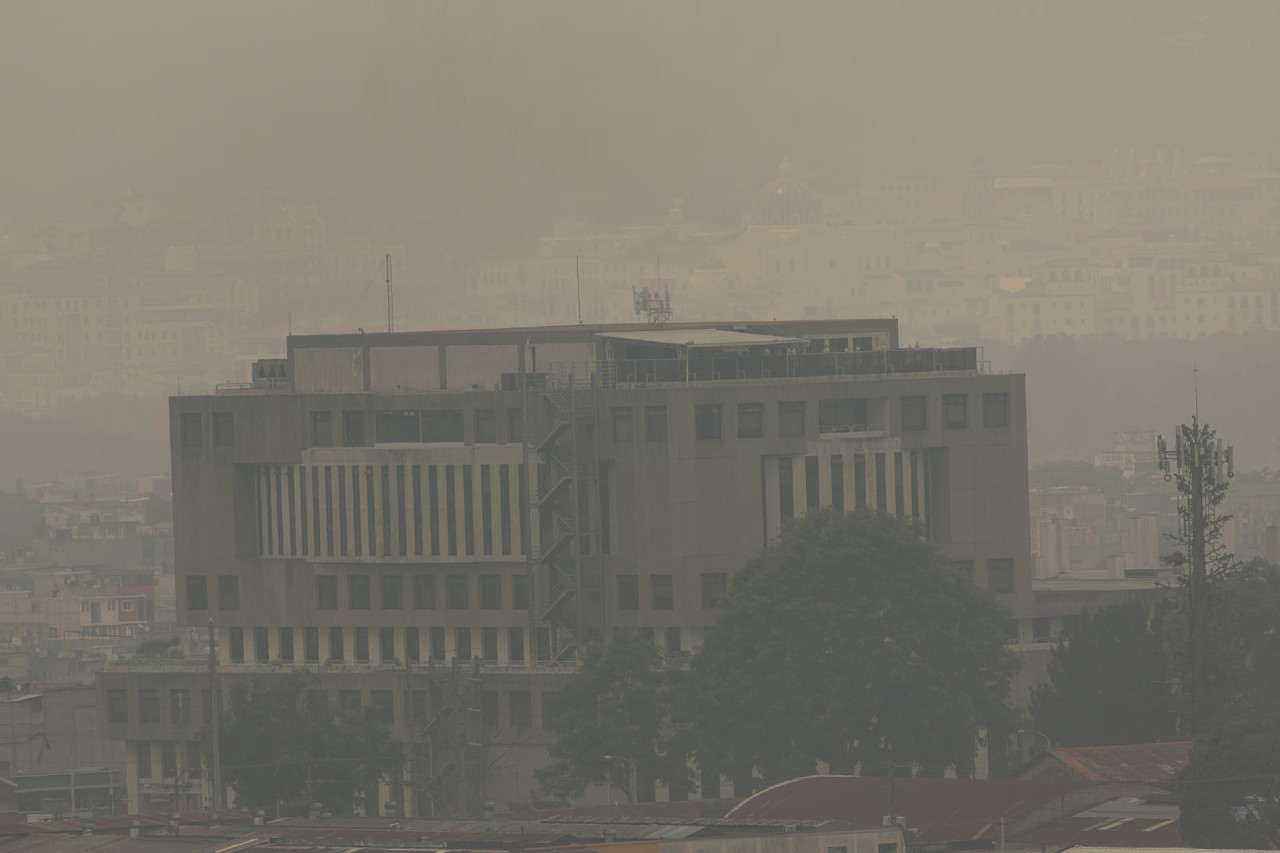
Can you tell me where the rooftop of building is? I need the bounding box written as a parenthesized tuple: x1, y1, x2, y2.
(1022, 743, 1191, 786)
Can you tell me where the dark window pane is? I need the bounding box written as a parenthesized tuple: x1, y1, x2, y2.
(342, 410, 366, 445)
(412, 575, 435, 609)
(217, 576, 240, 611)
(317, 576, 338, 610)
(480, 574, 501, 609)
(474, 408, 497, 443)
(512, 575, 529, 610)
(651, 574, 674, 610)
(942, 394, 968, 429)
(612, 407, 634, 441)
(700, 572, 728, 609)
(778, 401, 805, 437)
(278, 628, 294, 662)
(983, 392, 1010, 428)
(987, 558, 1015, 593)
(213, 412, 234, 447)
(376, 410, 419, 443)
(446, 575, 469, 610)
(645, 406, 667, 442)
(737, 403, 764, 438)
(695, 404, 722, 440)
(186, 576, 207, 611)
(310, 411, 333, 446)
(380, 574, 403, 609)
(355, 627, 370, 662)
(349, 575, 371, 610)
(180, 413, 202, 448)
(422, 409, 464, 442)
(819, 398, 869, 433)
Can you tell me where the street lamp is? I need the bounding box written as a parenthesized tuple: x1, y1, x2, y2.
(602, 754, 637, 804)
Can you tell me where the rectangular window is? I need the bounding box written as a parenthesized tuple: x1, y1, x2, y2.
(879, 843, 899, 853)
(778, 400, 805, 437)
(481, 464, 493, 555)
(317, 576, 338, 610)
(479, 574, 502, 609)
(737, 403, 764, 438)
(474, 408, 497, 443)
(701, 572, 728, 609)
(612, 407, 634, 441)
(349, 575, 371, 610)
(213, 412, 234, 448)
(180, 413, 202, 448)
(161, 742, 177, 779)
(508, 627, 525, 664)
(328, 627, 344, 662)
(778, 456, 794, 520)
(349, 467, 360, 556)
(186, 576, 207, 611)
(805, 455, 820, 510)
(229, 627, 244, 663)
(645, 406, 667, 442)
(455, 627, 472, 661)
(507, 407, 523, 443)
(380, 574, 403, 610)
(894, 452, 905, 516)
(324, 466, 334, 556)
(413, 465, 424, 556)
(499, 465, 512, 556)
(987, 558, 1015, 593)
(137, 741, 152, 778)
(304, 627, 320, 663)
(337, 690, 361, 713)
(665, 627, 682, 658)
(342, 410, 366, 445)
(854, 453, 867, 507)
(1032, 616, 1051, 642)
(108, 689, 128, 723)
(376, 410, 419, 442)
(380, 465, 391, 556)
(278, 627, 294, 662)
(380, 627, 396, 663)
(831, 455, 845, 513)
(695, 404, 723, 440)
(509, 690, 533, 727)
(186, 741, 202, 775)
(371, 690, 394, 725)
(482, 627, 499, 663)
(819, 398, 868, 433)
(428, 465, 441, 555)
(446, 575, 469, 610)
(618, 575, 640, 610)
(902, 396, 928, 431)
(431, 627, 446, 662)
(310, 411, 333, 446)
(366, 466, 376, 552)
(652, 574, 674, 610)
(535, 627, 551, 662)
(355, 627, 370, 662)
(396, 465, 407, 556)
(412, 575, 435, 609)
(983, 392, 1010, 428)
(445, 465, 457, 555)
(217, 576, 239, 611)
(463, 463, 475, 555)
(942, 394, 969, 429)
(254, 627, 269, 662)
(337, 466, 347, 556)
(512, 575, 530, 610)
(422, 409, 464, 442)
(405, 627, 420, 663)
(139, 689, 161, 723)
(875, 453, 888, 513)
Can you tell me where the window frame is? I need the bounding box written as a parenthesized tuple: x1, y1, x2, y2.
(983, 392, 1010, 428)
(737, 403, 764, 439)
(942, 393, 969, 429)
(695, 404, 723, 440)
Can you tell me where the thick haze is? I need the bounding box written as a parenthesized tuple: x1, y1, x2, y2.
(5, 0, 1280, 261)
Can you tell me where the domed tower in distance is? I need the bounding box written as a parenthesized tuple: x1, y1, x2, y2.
(745, 158, 824, 227)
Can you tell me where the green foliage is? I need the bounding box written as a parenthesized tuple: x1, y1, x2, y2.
(1180, 710, 1280, 847)
(537, 630, 688, 802)
(1164, 559, 1280, 732)
(1029, 459, 1126, 500)
(690, 508, 1017, 788)
(135, 637, 183, 660)
(1030, 601, 1174, 747)
(216, 671, 402, 814)
(0, 489, 45, 559)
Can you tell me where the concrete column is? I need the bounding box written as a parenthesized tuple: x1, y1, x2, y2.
(387, 465, 401, 559)
(259, 467, 272, 556)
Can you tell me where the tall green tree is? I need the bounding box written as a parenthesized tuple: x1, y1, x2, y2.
(691, 508, 1016, 789)
(1030, 601, 1174, 747)
(216, 672, 402, 814)
(537, 630, 687, 803)
(1180, 710, 1280, 848)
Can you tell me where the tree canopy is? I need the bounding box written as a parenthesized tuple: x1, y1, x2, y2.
(1180, 710, 1280, 848)
(690, 508, 1017, 787)
(537, 630, 687, 803)
(1030, 601, 1174, 747)
(216, 671, 402, 814)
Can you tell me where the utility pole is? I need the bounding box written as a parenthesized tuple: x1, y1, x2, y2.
(1158, 410, 1234, 736)
(207, 619, 223, 809)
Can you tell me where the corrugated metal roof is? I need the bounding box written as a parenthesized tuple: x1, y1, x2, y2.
(1043, 743, 1191, 785)
(597, 330, 804, 349)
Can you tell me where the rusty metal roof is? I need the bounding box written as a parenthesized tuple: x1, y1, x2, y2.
(1042, 743, 1191, 785)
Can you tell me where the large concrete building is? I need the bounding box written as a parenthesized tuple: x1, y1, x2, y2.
(99, 318, 1032, 815)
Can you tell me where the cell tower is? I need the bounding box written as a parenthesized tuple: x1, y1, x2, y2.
(632, 285, 673, 324)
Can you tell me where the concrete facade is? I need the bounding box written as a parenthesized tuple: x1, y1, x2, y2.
(100, 318, 1032, 814)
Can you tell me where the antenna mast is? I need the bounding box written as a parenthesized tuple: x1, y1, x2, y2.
(386, 253, 394, 333)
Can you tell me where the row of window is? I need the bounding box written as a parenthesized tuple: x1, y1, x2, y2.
(133, 740, 202, 781)
(609, 392, 1009, 442)
(178, 392, 1010, 451)
(187, 572, 531, 613)
(256, 461, 529, 561)
(617, 572, 726, 611)
(223, 624, 542, 666)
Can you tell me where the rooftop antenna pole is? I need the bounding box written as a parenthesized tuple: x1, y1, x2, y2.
(576, 255, 583, 325)
(386, 253, 394, 333)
